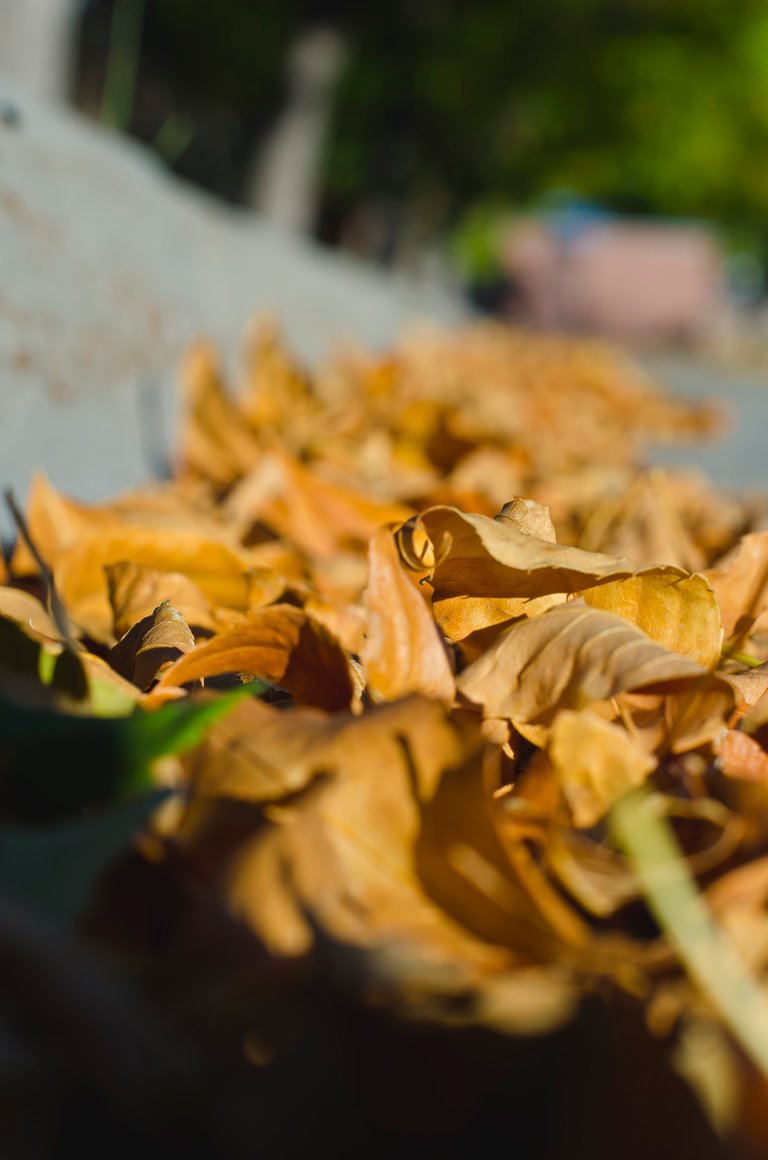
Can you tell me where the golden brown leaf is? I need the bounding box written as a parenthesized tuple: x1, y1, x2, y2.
(413, 745, 590, 957)
(178, 341, 263, 485)
(108, 600, 197, 690)
(11, 473, 233, 576)
(726, 663, 768, 711)
(105, 561, 217, 639)
(717, 730, 768, 784)
(739, 691, 768, 735)
(548, 709, 656, 828)
(495, 497, 557, 542)
(0, 586, 60, 641)
(54, 529, 256, 642)
(420, 504, 640, 598)
(402, 505, 712, 659)
(185, 694, 460, 804)
(156, 603, 354, 710)
(10, 471, 111, 576)
(303, 595, 366, 656)
(177, 695, 577, 1030)
(237, 315, 313, 428)
(457, 601, 734, 751)
(180, 697, 483, 946)
(362, 525, 454, 703)
(580, 572, 722, 668)
(227, 448, 412, 559)
(705, 531, 768, 641)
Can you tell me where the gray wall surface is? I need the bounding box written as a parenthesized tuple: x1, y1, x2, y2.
(0, 76, 465, 532)
(3, 75, 768, 543)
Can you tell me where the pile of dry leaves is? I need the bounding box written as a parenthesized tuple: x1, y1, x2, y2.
(3, 319, 768, 1157)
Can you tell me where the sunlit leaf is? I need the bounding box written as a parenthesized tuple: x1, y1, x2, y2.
(457, 601, 734, 750)
(106, 560, 217, 638)
(54, 528, 256, 641)
(580, 572, 722, 668)
(548, 709, 656, 828)
(399, 505, 712, 659)
(362, 525, 454, 703)
(705, 531, 768, 641)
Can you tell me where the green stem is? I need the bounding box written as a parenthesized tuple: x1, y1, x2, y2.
(721, 645, 763, 668)
(611, 787, 768, 1079)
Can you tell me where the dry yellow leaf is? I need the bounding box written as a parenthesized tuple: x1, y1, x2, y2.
(457, 601, 734, 751)
(548, 709, 656, 828)
(705, 531, 768, 641)
(105, 561, 217, 639)
(179, 341, 263, 485)
(231, 447, 413, 559)
(580, 572, 722, 668)
(362, 525, 454, 703)
(177, 694, 576, 1031)
(10, 471, 113, 576)
(495, 497, 557, 542)
(401, 505, 713, 659)
(156, 602, 354, 711)
(54, 529, 257, 642)
(108, 600, 197, 690)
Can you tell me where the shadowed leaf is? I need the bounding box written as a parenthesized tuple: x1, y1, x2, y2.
(156, 603, 355, 710)
(108, 601, 196, 690)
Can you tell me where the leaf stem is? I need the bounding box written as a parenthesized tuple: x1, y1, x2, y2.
(611, 787, 768, 1079)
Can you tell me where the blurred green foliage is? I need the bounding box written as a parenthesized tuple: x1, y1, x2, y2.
(447, 199, 513, 284)
(323, 0, 768, 249)
(0, 608, 261, 928)
(95, 0, 768, 250)
(0, 612, 260, 821)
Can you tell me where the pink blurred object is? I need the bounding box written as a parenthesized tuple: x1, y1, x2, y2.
(503, 218, 724, 344)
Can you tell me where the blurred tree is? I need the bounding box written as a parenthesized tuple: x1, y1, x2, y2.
(321, 0, 768, 257)
(76, 0, 768, 258)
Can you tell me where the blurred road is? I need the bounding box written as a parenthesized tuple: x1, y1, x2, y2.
(641, 353, 768, 495)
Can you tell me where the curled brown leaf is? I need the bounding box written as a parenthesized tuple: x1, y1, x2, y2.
(155, 603, 354, 711)
(457, 601, 734, 752)
(108, 601, 196, 691)
(362, 525, 454, 704)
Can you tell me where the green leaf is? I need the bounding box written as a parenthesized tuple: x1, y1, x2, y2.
(0, 614, 89, 710)
(0, 790, 169, 928)
(126, 684, 264, 763)
(0, 684, 262, 821)
(0, 614, 48, 681)
(0, 699, 137, 820)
